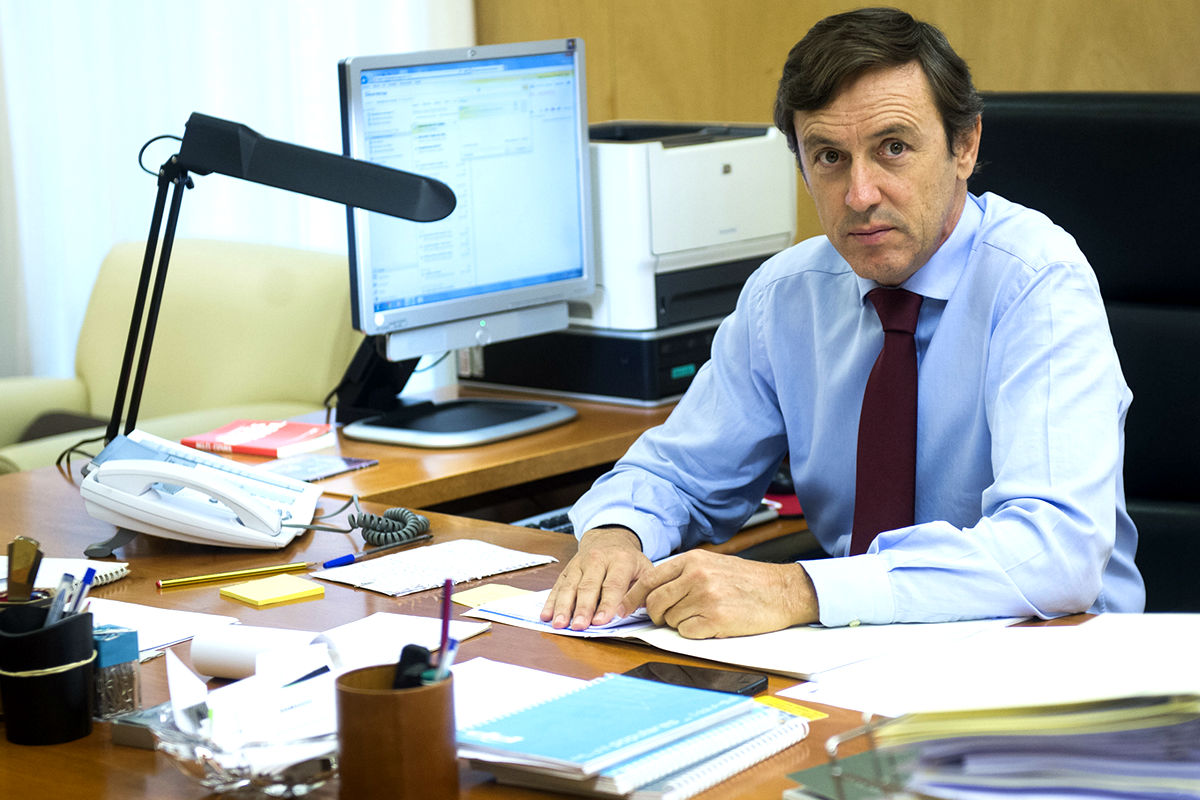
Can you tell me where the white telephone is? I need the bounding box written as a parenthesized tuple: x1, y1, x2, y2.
(80, 439, 322, 550)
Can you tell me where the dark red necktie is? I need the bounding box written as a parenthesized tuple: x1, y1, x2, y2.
(850, 287, 923, 556)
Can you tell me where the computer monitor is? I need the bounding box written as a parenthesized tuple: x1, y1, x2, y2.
(337, 38, 594, 447)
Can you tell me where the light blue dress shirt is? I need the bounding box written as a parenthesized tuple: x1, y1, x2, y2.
(570, 192, 1146, 626)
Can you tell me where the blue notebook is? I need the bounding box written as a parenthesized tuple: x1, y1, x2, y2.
(456, 672, 757, 776)
(469, 705, 811, 798)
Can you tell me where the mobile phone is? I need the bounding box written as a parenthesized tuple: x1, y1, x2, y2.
(622, 661, 768, 696)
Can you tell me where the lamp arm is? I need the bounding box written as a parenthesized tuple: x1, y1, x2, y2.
(104, 158, 190, 443)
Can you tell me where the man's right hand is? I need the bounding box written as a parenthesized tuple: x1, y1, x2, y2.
(540, 526, 651, 630)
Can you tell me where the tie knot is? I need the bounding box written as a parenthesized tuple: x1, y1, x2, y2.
(868, 287, 922, 334)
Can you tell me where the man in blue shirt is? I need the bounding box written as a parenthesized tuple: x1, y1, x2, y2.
(542, 7, 1145, 637)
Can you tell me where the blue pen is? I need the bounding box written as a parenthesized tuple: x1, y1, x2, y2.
(68, 567, 96, 615)
(320, 533, 432, 568)
(43, 573, 76, 627)
(434, 638, 459, 681)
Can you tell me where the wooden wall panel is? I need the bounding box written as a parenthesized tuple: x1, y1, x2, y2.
(475, 0, 1200, 239)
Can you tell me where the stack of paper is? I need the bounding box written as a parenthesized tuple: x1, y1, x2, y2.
(877, 694, 1200, 799)
(781, 613, 1200, 716)
(783, 614, 1200, 800)
(456, 667, 809, 799)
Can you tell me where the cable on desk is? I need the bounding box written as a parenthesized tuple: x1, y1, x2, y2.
(286, 495, 431, 546)
(56, 434, 105, 482)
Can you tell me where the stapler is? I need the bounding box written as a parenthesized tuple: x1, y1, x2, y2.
(5, 535, 43, 602)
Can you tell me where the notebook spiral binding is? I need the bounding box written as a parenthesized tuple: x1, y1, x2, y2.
(654, 713, 810, 798)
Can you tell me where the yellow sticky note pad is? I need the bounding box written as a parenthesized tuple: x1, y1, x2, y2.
(220, 574, 324, 607)
(451, 583, 532, 608)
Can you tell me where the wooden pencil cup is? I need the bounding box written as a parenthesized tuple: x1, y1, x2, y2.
(336, 664, 458, 799)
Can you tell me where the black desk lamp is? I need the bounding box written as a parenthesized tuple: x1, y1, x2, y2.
(104, 112, 456, 446)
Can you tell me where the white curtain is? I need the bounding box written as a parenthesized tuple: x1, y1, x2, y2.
(0, 0, 475, 378)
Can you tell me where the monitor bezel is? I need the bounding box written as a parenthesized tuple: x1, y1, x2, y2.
(338, 37, 595, 347)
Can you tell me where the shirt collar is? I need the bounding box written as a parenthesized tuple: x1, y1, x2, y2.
(855, 192, 984, 302)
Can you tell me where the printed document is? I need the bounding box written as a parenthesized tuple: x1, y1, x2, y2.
(467, 588, 1018, 679)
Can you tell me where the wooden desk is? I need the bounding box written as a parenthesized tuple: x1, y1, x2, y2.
(296, 384, 813, 556)
(0, 467, 854, 799)
(318, 387, 674, 508)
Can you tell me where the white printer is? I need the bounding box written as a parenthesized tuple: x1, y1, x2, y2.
(465, 122, 798, 404)
(573, 122, 797, 331)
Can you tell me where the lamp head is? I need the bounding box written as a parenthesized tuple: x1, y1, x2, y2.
(176, 112, 455, 222)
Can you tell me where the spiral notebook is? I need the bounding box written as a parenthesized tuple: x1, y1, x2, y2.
(0, 557, 131, 591)
(457, 672, 757, 777)
(471, 705, 810, 799)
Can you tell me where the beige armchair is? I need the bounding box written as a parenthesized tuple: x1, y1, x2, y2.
(0, 239, 362, 473)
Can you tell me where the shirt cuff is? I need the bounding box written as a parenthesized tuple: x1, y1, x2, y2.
(801, 554, 895, 627)
(571, 509, 673, 559)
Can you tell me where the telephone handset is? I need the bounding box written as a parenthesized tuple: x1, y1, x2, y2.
(80, 458, 301, 549)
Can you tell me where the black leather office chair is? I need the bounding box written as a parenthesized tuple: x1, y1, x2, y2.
(969, 93, 1200, 611)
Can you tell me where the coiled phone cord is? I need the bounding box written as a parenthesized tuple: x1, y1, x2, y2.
(346, 506, 431, 546)
(288, 496, 431, 546)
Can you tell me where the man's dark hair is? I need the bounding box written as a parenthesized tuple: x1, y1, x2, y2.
(774, 7, 982, 167)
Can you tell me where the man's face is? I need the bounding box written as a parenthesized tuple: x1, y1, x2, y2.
(793, 62, 980, 286)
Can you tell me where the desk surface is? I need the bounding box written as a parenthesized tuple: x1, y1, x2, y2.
(314, 387, 673, 507)
(0, 467, 857, 799)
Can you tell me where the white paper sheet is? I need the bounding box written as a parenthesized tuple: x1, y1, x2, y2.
(87, 597, 238, 654)
(164, 647, 340, 774)
(165, 650, 210, 734)
(781, 613, 1200, 716)
(189, 612, 492, 679)
(467, 588, 1019, 679)
(465, 588, 653, 637)
(311, 539, 556, 597)
(313, 612, 490, 672)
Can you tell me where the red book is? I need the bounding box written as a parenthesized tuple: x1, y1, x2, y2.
(180, 420, 336, 458)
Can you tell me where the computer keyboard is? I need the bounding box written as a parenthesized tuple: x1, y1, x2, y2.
(518, 509, 575, 534)
(514, 501, 781, 535)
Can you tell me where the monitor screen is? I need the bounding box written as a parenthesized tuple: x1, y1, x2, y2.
(339, 38, 594, 363)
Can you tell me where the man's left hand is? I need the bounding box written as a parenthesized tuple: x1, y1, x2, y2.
(621, 550, 819, 638)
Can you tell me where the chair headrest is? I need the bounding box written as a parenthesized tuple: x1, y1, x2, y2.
(970, 92, 1200, 305)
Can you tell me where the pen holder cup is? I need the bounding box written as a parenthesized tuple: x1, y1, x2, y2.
(335, 665, 457, 800)
(0, 606, 95, 745)
(0, 588, 55, 610)
(0, 591, 53, 718)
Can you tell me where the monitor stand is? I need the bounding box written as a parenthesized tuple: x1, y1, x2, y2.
(334, 338, 576, 448)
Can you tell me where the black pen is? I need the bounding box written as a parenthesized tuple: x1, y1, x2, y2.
(43, 573, 76, 627)
(321, 534, 433, 569)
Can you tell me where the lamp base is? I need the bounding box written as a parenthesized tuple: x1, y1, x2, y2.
(341, 398, 576, 449)
(333, 338, 417, 424)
